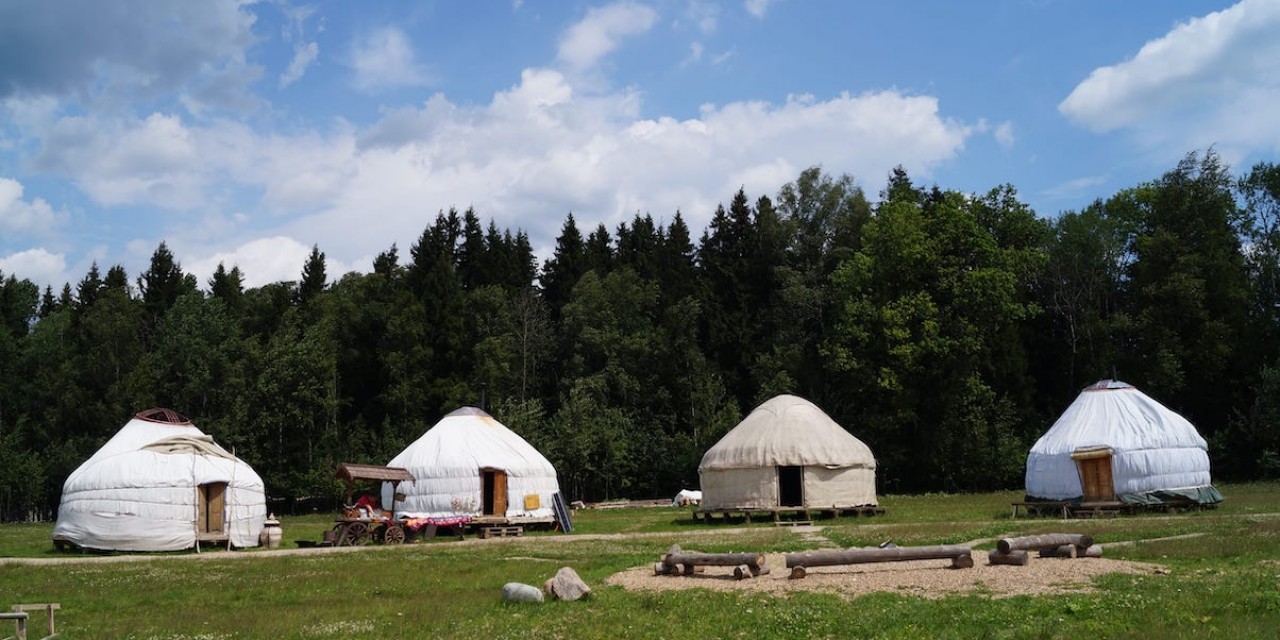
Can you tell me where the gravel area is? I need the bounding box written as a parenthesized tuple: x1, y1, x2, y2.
(605, 552, 1165, 599)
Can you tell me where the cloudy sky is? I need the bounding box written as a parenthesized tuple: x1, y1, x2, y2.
(2, 0, 1278, 290)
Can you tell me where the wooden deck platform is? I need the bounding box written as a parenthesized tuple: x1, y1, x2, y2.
(1013, 499, 1215, 519)
(478, 526, 524, 539)
(693, 506, 885, 523)
(469, 516, 556, 527)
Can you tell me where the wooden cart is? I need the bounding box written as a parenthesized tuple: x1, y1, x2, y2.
(332, 463, 416, 546)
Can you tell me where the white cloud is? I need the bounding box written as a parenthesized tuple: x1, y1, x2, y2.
(1060, 0, 1280, 157)
(263, 72, 970, 276)
(186, 236, 354, 289)
(49, 68, 967, 287)
(994, 121, 1015, 149)
(683, 42, 705, 66)
(0, 177, 62, 234)
(684, 1, 720, 34)
(744, 0, 776, 20)
(557, 3, 659, 72)
(350, 27, 429, 92)
(0, 247, 66, 287)
(33, 112, 203, 209)
(280, 41, 320, 88)
(0, 0, 256, 104)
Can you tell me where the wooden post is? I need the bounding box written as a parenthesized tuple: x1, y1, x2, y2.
(997, 534, 1093, 555)
(987, 549, 1030, 566)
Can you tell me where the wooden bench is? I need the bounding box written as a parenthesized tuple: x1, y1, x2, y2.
(479, 526, 524, 539)
(3, 603, 59, 640)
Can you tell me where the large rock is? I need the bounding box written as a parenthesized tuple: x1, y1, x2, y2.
(544, 566, 592, 601)
(502, 582, 544, 603)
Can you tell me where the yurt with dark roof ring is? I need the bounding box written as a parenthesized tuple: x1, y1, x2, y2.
(53, 408, 267, 551)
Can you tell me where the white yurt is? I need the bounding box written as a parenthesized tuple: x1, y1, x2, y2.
(388, 407, 561, 521)
(698, 394, 877, 511)
(1025, 380, 1222, 505)
(53, 408, 267, 551)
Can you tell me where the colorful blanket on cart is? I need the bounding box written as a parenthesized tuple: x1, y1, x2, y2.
(404, 515, 472, 530)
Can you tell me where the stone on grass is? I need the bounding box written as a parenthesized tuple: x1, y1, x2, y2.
(502, 582, 544, 603)
(544, 566, 592, 601)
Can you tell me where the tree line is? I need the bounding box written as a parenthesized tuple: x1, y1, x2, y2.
(3, 149, 1280, 520)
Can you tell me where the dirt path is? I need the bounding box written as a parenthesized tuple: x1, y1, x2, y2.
(0, 526, 759, 566)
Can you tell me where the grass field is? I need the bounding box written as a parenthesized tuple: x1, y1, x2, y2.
(3, 482, 1280, 639)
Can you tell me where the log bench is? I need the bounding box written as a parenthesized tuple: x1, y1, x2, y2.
(656, 546, 769, 578)
(786, 545, 974, 579)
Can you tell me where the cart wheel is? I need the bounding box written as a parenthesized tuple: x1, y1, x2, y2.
(340, 522, 369, 546)
(384, 524, 406, 544)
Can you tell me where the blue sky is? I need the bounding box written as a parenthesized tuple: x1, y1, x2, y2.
(2, 0, 1278, 290)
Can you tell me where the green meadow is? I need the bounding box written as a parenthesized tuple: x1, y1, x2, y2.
(3, 482, 1280, 639)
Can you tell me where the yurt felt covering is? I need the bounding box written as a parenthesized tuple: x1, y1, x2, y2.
(1025, 380, 1222, 505)
(698, 394, 877, 510)
(53, 412, 266, 551)
(389, 407, 561, 520)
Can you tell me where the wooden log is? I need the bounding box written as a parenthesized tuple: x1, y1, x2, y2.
(997, 534, 1093, 555)
(987, 549, 1030, 566)
(664, 552, 766, 568)
(785, 545, 972, 569)
(1040, 544, 1102, 558)
(733, 564, 754, 580)
(789, 566, 807, 580)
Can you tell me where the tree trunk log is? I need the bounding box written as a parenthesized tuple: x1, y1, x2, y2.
(987, 549, 1029, 566)
(997, 534, 1093, 555)
(785, 545, 972, 569)
(664, 552, 766, 568)
(1040, 544, 1102, 558)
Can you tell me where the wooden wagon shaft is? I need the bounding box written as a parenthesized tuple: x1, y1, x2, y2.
(663, 552, 767, 569)
(1039, 544, 1102, 558)
(987, 549, 1029, 566)
(785, 545, 973, 569)
(997, 534, 1094, 555)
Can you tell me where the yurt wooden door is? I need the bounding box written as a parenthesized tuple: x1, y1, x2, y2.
(778, 466, 804, 507)
(1071, 448, 1116, 502)
(197, 482, 227, 535)
(482, 469, 508, 516)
